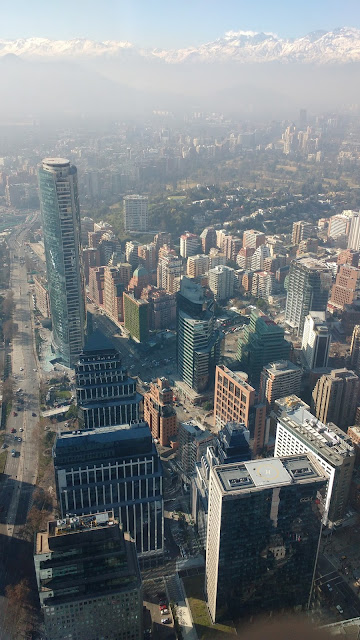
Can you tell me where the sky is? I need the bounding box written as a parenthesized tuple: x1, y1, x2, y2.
(3, 0, 360, 48)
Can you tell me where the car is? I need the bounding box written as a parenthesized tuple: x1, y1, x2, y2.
(161, 609, 169, 615)
(336, 605, 344, 614)
(33, 368, 37, 372)
(11, 449, 15, 454)
(10, 428, 16, 434)
(19, 428, 23, 432)
(19, 367, 23, 371)
(161, 618, 170, 624)
(17, 437, 22, 442)
(12, 411, 17, 416)
(1, 443, 7, 449)
(25, 325, 28, 328)
(159, 604, 167, 611)
(32, 412, 37, 417)
(327, 583, 333, 592)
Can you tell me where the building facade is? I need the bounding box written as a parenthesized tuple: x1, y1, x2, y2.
(205, 455, 326, 622)
(312, 368, 360, 431)
(301, 312, 331, 369)
(143, 377, 177, 446)
(34, 513, 143, 640)
(124, 195, 148, 232)
(75, 331, 142, 429)
(53, 422, 164, 557)
(259, 360, 302, 409)
(285, 257, 332, 336)
(123, 292, 149, 342)
(208, 265, 235, 301)
(38, 158, 85, 367)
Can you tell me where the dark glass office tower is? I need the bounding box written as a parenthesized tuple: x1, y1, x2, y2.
(53, 421, 164, 557)
(205, 455, 326, 623)
(76, 330, 142, 429)
(38, 158, 85, 368)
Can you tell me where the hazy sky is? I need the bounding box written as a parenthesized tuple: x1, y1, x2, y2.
(3, 0, 360, 48)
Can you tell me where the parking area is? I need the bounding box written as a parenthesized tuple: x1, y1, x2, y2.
(143, 578, 176, 640)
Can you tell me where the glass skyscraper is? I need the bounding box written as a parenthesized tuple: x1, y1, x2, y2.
(38, 158, 85, 367)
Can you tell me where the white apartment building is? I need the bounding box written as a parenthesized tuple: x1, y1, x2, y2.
(208, 265, 235, 301)
(124, 195, 148, 232)
(187, 254, 210, 278)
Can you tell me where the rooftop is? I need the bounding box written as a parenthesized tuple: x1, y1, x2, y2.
(54, 421, 152, 449)
(215, 455, 325, 495)
(217, 365, 254, 392)
(82, 329, 116, 354)
(36, 512, 117, 554)
(275, 395, 355, 466)
(294, 255, 332, 271)
(263, 360, 301, 375)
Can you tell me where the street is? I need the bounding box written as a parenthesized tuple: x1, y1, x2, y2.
(0, 220, 41, 639)
(316, 553, 360, 622)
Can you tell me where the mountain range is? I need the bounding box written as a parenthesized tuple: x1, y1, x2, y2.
(1, 28, 360, 64)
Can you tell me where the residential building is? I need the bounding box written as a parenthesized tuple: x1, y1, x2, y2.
(137, 242, 156, 273)
(348, 213, 360, 251)
(312, 368, 360, 431)
(237, 309, 290, 384)
(243, 229, 265, 249)
(82, 246, 100, 284)
(329, 264, 360, 310)
(187, 254, 210, 279)
(88, 266, 105, 306)
(143, 377, 177, 446)
(200, 227, 217, 253)
(208, 247, 226, 269)
(125, 240, 141, 269)
(285, 256, 332, 336)
(38, 158, 85, 367)
(291, 220, 315, 245)
(34, 513, 142, 640)
(350, 325, 360, 374)
(208, 265, 235, 301)
(223, 235, 242, 261)
(274, 395, 355, 524)
(297, 237, 318, 256)
(33, 276, 50, 318)
(180, 232, 201, 258)
(259, 360, 302, 409)
(337, 249, 359, 267)
(75, 331, 142, 429)
(53, 422, 164, 556)
(123, 195, 148, 232)
(157, 248, 183, 292)
(127, 265, 149, 299)
(214, 366, 266, 454)
(140, 286, 177, 330)
(236, 246, 255, 269)
(250, 244, 270, 271)
(301, 312, 331, 369)
(103, 265, 131, 324)
(123, 292, 149, 342)
(176, 277, 222, 394)
(205, 455, 326, 622)
(328, 214, 352, 240)
(251, 270, 274, 299)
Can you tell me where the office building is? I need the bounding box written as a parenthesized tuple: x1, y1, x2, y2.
(177, 277, 222, 394)
(214, 365, 266, 454)
(350, 325, 360, 374)
(238, 309, 290, 384)
(330, 265, 360, 310)
(123, 292, 149, 342)
(178, 420, 216, 477)
(285, 257, 332, 336)
(208, 265, 235, 301)
(33, 276, 50, 318)
(191, 423, 251, 546)
(180, 232, 201, 258)
(75, 331, 142, 429)
(143, 377, 177, 446)
(38, 158, 85, 367)
(187, 254, 210, 279)
(88, 266, 105, 306)
(123, 195, 148, 232)
(34, 512, 142, 640)
(205, 455, 326, 622)
(301, 312, 331, 369)
(140, 286, 177, 330)
(243, 229, 265, 249)
(259, 360, 302, 409)
(291, 220, 315, 245)
(53, 422, 163, 556)
(312, 368, 359, 431)
(274, 395, 355, 524)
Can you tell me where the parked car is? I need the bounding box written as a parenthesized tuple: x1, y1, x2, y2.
(161, 618, 170, 624)
(10, 428, 16, 434)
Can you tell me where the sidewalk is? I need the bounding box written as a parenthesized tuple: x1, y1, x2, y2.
(165, 573, 198, 640)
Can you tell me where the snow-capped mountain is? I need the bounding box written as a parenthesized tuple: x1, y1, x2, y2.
(1, 28, 360, 64)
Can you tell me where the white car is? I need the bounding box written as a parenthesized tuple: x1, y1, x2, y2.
(161, 618, 170, 624)
(19, 367, 24, 371)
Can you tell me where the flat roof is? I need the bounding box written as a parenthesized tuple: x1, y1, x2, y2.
(55, 421, 151, 448)
(214, 454, 325, 495)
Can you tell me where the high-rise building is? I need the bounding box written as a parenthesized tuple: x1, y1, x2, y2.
(330, 264, 360, 310)
(140, 286, 177, 330)
(125, 240, 141, 269)
(205, 455, 326, 622)
(75, 331, 142, 429)
(274, 395, 355, 524)
(337, 248, 360, 267)
(208, 247, 226, 269)
(123, 292, 149, 342)
(88, 266, 105, 306)
(180, 232, 201, 258)
(350, 325, 360, 374)
(312, 368, 360, 430)
(237, 309, 291, 384)
(243, 229, 265, 249)
(214, 365, 266, 454)
(34, 512, 143, 640)
(301, 312, 331, 369)
(191, 423, 251, 546)
(123, 195, 148, 232)
(176, 277, 222, 394)
(33, 276, 50, 318)
(53, 422, 164, 556)
(200, 227, 217, 253)
(251, 270, 275, 299)
(143, 377, 177, 446)
(250, 244, 270, 271)
(186, 254, 210, 279)
(285, 257, 332, 336)
(178, 420, 216, 476)
(259, 360, 302, 409)
(38, 158, 85, 367)
(208, 265, 235, 301)
(291, 220, 315, 245)
(328, 214, 352, 240)
(348, 213, 360, 251)
(157, 248, 183, 292)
